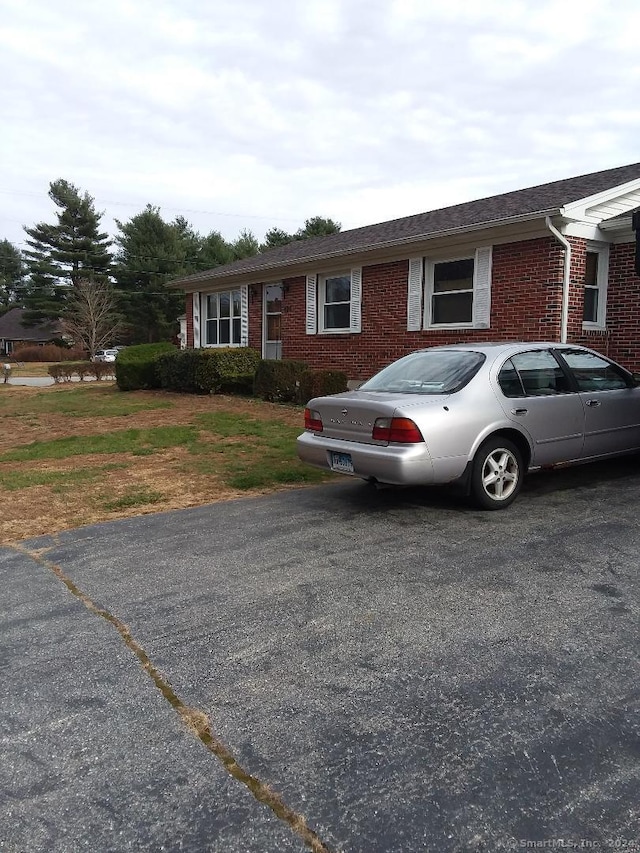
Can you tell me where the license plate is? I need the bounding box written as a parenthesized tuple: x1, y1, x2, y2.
(330, 452, 354, 473)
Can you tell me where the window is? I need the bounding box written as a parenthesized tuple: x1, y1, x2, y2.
(582, 245, 609, 328)
(560, 350, 631, 392)
(432, 258, 474, 324)
(499, 351, 570, 397)
(263, 283, 283, 360)
(409, 247, 492, 331)
(204, 290, 242, 346)
(497, 359, 525, 398)
(321, 273, 351, 330)
(583, 252, 599, 322)
(306, 269, 362, 334)
(360, 349, 485, 394)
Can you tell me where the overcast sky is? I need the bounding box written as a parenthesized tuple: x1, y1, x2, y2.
(2, 0, 639, 252)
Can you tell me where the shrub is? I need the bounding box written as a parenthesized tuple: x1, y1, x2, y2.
(47, 362, 86, 382)
(253, 359, 309, 403)
(115, 343, 176, 391)
(48, 364, 69, 383)
(15, 344, 86, 362)
(195, 347, 261, 394)
(156, 349, 204, 393)
(156, 347, 261, 395)
(298, 369, 348, 404)
(92, 361, 115, 381)
(47, 361, 116, 382)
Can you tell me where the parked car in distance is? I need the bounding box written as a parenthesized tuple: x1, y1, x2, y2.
(297, 342, 640, 510)
(92, 349, 119, 363)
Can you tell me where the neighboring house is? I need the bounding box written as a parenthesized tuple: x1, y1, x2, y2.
(168, 163, 640, 380)
(0, 308, 60, 356)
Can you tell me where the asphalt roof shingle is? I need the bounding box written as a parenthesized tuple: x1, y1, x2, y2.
(0, 308, 60, 342)
(171, 162, 640, 286)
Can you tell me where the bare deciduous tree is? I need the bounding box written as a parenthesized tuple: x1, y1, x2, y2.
(60, 278, 121, 359)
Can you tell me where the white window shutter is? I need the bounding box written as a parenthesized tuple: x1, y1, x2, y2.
(423, 260, 434, 327)
(350, 267, 362, 333)
(192, 292, 201, 348)
(407, 258, 423, 331)
(240, 284, 249, 346)
(473, 247, 492, 329)
(306, 274, 317, 334)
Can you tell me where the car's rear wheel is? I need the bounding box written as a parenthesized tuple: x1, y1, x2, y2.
(471, 437, 523, 510)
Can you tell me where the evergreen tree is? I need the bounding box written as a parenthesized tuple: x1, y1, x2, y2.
(0, 239, 25, 309)
(294, 216, 341, 239)
(197, 230, 234, 269)
(261, 227, 293, 251)
(113, 206, 193, 343)
(259, 218, 342, 253)
(231, 229, 260, 260)
(22, 179, 113, 324)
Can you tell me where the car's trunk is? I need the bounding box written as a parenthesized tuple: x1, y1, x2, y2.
(311, 392, 405, 445)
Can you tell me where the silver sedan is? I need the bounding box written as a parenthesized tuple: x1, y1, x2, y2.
(296, 342, 640, 509)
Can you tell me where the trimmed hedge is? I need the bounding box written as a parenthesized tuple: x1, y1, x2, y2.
(298, 369, 348, 404)
(195, 347, 261, 394)
(253, 359, 309, 403)
(156, 347, 261, 394)
(155, 348, 204, 394)
(48, 361, 115, 382)
(115, 342, 176, 391)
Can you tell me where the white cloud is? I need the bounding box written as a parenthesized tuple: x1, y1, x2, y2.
(1, 0, 639, 250)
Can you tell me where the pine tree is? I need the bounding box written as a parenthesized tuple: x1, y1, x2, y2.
(22, 179, 113, 324)
(231, 229, 260, 260)
(0, 239, 25, 310)
(113, 206, 192, 343)
(259, 218, 342, 252)
(295, 216, 341, 239)
(260, 227, 293, 251)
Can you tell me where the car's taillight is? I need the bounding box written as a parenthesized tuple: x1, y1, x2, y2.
(372, 417, 424, 443)
(304, 408, 323, 432)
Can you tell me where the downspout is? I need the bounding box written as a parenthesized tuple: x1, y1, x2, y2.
(545, 216, 571, 344)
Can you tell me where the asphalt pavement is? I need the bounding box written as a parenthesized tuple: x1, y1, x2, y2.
(1, 460, 639, 852)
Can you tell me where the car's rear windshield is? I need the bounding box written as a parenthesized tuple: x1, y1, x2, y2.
(359, 350, 486, 394)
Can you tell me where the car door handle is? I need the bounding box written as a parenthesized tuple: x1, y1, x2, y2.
(585, 399, 601, 407)
(511, 408, 528, 415)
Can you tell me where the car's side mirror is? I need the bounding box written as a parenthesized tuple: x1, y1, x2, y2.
(632, 373, 640, 386)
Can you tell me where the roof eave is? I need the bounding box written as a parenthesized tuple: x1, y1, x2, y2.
(168, 208, 561, 291)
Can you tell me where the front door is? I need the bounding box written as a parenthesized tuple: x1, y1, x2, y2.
(263, 283, 283, 360)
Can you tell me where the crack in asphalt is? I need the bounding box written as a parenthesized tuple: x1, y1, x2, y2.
(11, 543, 336, 853)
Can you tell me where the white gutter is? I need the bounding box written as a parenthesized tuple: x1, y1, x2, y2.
(545, 215, 571, 344)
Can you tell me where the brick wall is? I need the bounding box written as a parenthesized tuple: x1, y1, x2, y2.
(603, 241, 640, 371)
(279, 239, 568, 380)
(248, 285, 263, 351)
(564, 239, 640, 372)
(183, 236, 640, 378)
(185, 293, 194, 348)
(565, 237, 611, 361)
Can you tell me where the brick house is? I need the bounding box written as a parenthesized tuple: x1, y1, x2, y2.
(169, 163, 640, 380)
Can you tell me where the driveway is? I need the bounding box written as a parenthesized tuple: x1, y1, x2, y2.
(1, 461, 639, 852)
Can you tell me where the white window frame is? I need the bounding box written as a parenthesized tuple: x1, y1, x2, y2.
(420, 247, 492, 330)
(319, 272, 351, 333)
(262, 281, 283, 359)
(200, 286, 249, 348)
(582, 242, 609, 331)
(306, 268, 362, 335)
